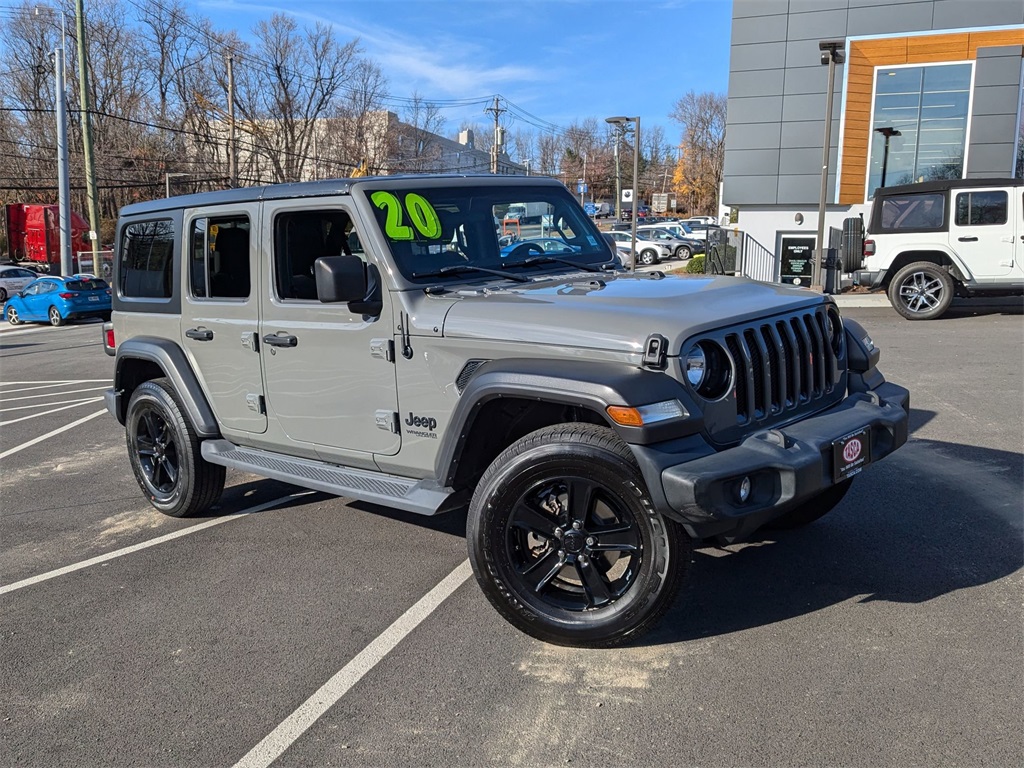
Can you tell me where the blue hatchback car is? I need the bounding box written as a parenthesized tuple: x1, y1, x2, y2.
(3, 274, 112, 326)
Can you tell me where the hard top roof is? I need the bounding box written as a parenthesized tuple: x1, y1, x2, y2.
(119, 174, 565, 217)
(872, 177, 1022, 197)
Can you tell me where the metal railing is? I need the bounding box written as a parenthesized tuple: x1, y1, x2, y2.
(704, 229, 777, 284)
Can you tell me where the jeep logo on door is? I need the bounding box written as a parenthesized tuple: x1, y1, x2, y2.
(404, 412, 438, 438)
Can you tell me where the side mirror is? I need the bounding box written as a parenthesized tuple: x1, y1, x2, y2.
(315, 255, 367, 303)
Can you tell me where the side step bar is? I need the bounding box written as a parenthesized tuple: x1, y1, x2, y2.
(201, 439, 458, 516)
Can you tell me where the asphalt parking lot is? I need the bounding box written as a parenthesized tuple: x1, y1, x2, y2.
(1, 304, 1021, 768)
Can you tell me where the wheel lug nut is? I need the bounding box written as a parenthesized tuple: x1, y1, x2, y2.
(586, 537, 595, 546)
(558, 550, 565, 558)
(579, 555, 588, 565)
(554, 528, 563, 538)
(572, 521, 582, 530)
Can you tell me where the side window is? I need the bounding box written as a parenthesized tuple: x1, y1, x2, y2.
(955, 191, 1008, 226)
(120, 220, 174, 299)
(189, 215, 250, 299)
(879, 193, 945, 231)
(23, 284, 40, 296)
(273, 209, 357, 301)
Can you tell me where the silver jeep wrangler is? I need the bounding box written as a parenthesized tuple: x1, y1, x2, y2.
(104, 175, 909, 647)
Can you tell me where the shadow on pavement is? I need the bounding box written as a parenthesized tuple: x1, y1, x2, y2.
(646, 436, 1022, 645)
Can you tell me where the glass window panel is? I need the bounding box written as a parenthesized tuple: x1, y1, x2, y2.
(868, 63, 972, 197)
(119, 220, 174, 299)
(955, 191, 1008, 226)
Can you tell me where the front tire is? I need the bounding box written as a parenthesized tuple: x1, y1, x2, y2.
(6, 306, 20, 325)
(467, 423, 690, 647)
(125, 378, 225, 517)
(766, 479, 853, 529)
(0, 287, 7, 302)
(887, 261, 954, 320)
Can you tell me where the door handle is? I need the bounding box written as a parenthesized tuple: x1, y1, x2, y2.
(263, 333, 298, 348)
(185, 328, 214, 341)
(957, 236, 978, 242)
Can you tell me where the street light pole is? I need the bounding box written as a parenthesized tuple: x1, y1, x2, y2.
(606, 116, 641, 274)
(814, 39, 845, 292)
(875, 127, 901, 189)
(165, 173, 190, 198)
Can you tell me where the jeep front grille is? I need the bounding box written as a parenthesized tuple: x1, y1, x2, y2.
(725, 309, 838, 425)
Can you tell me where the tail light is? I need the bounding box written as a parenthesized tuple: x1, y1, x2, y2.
(863, 239, 875, 258)
(59, 292, 78, 299)
(105, 328, 115, 349)
(105, 289, 111, 295)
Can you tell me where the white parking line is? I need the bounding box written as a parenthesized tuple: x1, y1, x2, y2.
(0, 326, 51, 338)
(0, 397, 104, 426)
(233, 560, 473, 768)
(0, 396, 103, 414)
(0, 385, 110, 402)
(0, 380, 110, 394)
(0, 408, 106, 460)
(0, 493, 308, 596)
(0, 379, 110, 385)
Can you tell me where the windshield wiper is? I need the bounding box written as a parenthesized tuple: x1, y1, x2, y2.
(411, 264, 530, 283)
(501, 256, 602, 273)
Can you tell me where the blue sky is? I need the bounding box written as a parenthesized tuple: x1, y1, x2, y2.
(197, 0, 734, 145)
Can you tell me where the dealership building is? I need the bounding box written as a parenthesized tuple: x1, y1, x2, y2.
(723, 0, 1024, 279)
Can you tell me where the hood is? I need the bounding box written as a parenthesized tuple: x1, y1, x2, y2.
(440, 272, 825, 356)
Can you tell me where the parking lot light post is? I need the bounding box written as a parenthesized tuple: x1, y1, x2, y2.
(875, 127, 901, 189)
(165, 172, 190, 198)
(606, 116, 640, 273)
(814, 39, 845, 292)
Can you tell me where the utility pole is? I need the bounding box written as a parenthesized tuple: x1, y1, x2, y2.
(53, 47, 72, 277)
(73, 0, 100, 267)
(484, 97, 505, 174)
(227, 54, 237, 187)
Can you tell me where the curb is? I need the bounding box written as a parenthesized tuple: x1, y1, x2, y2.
(830, 293, 891, 308)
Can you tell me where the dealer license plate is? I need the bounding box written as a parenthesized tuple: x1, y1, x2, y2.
(832, 427, 871, 482)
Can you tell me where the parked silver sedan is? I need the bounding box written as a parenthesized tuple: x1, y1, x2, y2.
(0, 266, 40, 302)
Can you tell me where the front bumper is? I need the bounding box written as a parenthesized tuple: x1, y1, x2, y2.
(653, 381, 909, 540)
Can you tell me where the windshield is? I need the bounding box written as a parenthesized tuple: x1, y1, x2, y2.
(363, 184, 614, 283)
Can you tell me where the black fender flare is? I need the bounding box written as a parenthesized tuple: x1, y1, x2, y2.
(113, 336, 219, 436)
(435, 358, 700, 485)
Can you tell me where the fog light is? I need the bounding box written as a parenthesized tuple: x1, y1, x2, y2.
(737, 476, 751, 503)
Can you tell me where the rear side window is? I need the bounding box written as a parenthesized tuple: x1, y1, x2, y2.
(955, 191, 1008, 226)
(879, 193, 945, 231)
(120, 220, 174, 298)
(65, 279, 107, 291)
(189, 216, 251, 299)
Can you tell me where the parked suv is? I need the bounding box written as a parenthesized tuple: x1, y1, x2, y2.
(103, 175, 909, 647)
(856, 178, 1024, 320)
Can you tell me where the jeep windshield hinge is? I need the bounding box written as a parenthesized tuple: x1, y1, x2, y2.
(642, 333, 669, 370)
(375, 410, 399, 433)
(370, 338, 395, 362)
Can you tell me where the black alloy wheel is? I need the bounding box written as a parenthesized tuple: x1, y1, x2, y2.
(125, 378, 225, 517)
(133, 407, 181, 500)
(468, 423, 690, 647)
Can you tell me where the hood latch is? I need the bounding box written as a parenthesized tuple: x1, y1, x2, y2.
(642, 333, 668, 370)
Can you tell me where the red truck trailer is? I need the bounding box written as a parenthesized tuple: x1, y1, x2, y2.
(4, 204, 91, 266)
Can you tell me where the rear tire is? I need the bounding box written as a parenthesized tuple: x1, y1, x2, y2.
(468, 423, 690, 647)
(125, 378, 225, 517)
(766, 479, 853, 529)
(675, 246, 691, 260)
(48, 305, 65, 327)
(639, 249, 659, 266)
(887, 262, 954, 320)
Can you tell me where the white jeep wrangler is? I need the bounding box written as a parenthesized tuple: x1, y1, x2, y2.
(856, 178, 1024, 320)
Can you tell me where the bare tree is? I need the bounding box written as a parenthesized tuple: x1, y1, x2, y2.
(234, 14, 359, 183)
(393, 92, 446, 173)
(670, 90, 726, 214)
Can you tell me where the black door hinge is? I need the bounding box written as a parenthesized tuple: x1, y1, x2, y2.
(642, 333, 668, 370)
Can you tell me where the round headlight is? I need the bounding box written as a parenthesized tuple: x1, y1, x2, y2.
(684, 340, 733, 401)
(684, 345, 706, 388)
